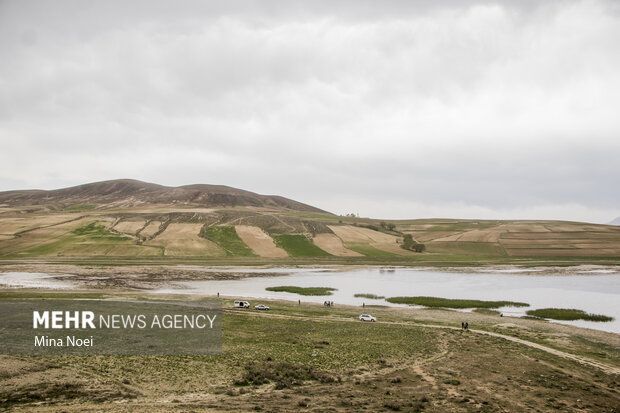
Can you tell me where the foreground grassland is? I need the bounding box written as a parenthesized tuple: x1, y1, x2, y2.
(0, 291, 619, 412)
(1, 206, 619, 265)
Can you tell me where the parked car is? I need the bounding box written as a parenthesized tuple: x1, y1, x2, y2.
(254, 304, 270, 310)
(234, 300, 250, 308)
(359, 314, 376, 322)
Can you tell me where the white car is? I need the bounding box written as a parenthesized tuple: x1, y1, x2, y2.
(254, 304, 270, 310)
(234, 300, 250, 308)
(359, 314, 376, 322)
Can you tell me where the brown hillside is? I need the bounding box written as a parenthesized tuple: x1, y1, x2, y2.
(0, 179, 329, 213)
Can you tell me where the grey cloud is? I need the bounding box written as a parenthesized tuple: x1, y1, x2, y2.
(0, 0, 619, 223)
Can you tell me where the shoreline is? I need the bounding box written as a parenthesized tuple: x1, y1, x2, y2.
(1, 262, 619, 279)
(2, 283, 620, 338)
(2, 264, 619, 334)
(2, 287, 619, 358)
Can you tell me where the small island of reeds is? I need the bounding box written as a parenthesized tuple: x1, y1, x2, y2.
(354, 293, 385, 299)
(526, 308, 614, 322)
(266, 286, 337, 296)
(386, 296, 529, 309)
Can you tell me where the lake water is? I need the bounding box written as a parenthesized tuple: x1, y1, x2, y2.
(1, 267, 619, 333)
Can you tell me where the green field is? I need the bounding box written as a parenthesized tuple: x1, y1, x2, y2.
(386, 296, 530, 309)
(20, 221, 136, 256)
(345, 243, 396, 257)
(1, 202, 619, 265)
(71, 221, 128, 240)
(272, 234, 331, 257)
(526, 308, 614, 322)
(266, 286, 337, 296)
(204, 226, 256, 256)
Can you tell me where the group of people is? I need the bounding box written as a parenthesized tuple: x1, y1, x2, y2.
(461, 321, 469, 330)
(323, 301, 334, 307)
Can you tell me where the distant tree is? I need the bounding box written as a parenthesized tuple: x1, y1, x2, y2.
(401, 234, 425, 252)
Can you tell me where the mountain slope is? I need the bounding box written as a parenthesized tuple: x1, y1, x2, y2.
(0, 179, 328, 213)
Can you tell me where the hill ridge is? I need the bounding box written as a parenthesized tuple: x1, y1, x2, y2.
(0, 179, 329, 213)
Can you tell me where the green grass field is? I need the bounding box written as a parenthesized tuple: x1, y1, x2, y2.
(21, 221, 134, 256)
(345, 243, 396, 257)
(204, 226, 257, 256)
(266, 286, 337, 296)
(386, 296, 530, 309)
(272, 234, 331, 257)
(72, 221, 129, 241)
(526, 308, 614, 322)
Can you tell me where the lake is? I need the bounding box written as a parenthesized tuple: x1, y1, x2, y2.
(1, 266, 619, 333)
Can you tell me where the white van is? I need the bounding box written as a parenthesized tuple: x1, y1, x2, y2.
(234, 300, 250, 308)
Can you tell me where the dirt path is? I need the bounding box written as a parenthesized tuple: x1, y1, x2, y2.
(225, 309, 620, 376)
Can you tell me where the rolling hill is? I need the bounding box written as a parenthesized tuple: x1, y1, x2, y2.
(0, 180, 619, 264)
(0, 179, 328, 213)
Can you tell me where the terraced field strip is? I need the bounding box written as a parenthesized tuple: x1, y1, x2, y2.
(500, 231, 620, 240)
(19, 219, 163, 257)
(0, 214, 82, 236)
(328, 225, 412, 255)
(405, 230, 463, 242)
(113, 219, 146, 235)
(145, 223, 226, 257)
(312, 233, 362, 257)
(499, 227, 620, 256)
(224, 309, 620, 376)
(0, 217, 114, 256)
(272, 234, 331, 257)
(138, 220, 162, 238)
(234, 225, 288, 258)
(424, 241, 507, 256)
(505, 248, 620, 256)
(204, 225, 256, 256)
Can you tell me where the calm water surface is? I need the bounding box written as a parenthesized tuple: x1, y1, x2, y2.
(153, 267, 620, 333)
(1, 267, 619, 333)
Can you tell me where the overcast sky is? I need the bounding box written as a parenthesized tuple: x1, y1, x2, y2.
(1, 0, 619, 223)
